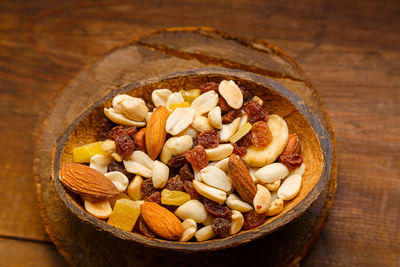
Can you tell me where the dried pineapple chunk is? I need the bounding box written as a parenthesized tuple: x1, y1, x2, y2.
(73, 141, 108, 163)
(180, 89, 200, 103)
(107, 199, 141, 231)
(169, 101, 190, 112)
(229, 122, 252, 143)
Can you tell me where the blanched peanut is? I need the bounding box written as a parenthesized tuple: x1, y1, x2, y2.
(176, 126, 199, 139)
(208, 106, 222, 129)
(120, 99, 148, 121)
(226, 193, 253, 212)
(252, 96, 263, 106)
(211, 157, 229, 173)
(242, 114, 289, 167)
(166, 135, 193, 156)
(192, 114, 214, 132)
(160, 144, 173, 164)
(230, 210, 244, 235)
(111, 153, 123, 162)
(123, 151, 154, 178)
(255, 163, 289, 183)
(191, 90, 219, 115)
(218, 80, 243, 109)
(152, 160, 169, 188)
(219, 117, 240, 142)
(127, 175, 143, 200)
(104, 171, 129, 192)
(112, 94, 145, 113)
(249, 167, 258, 183)
(89, 154, 111, 174)
(277, 174, 302, 200)
(165, 107, 196, 135)
(195, 225, 216, 242)
(200, 166, 232, 192)
(193, 180, 227, 204)
(180, 219, 197, 242)
(265, 180, 281, 191)
(253, 184, 271, 214)
(83, 198, 112, 219)
(202, 214, 214, 226)
(166, 92, 184, 111)
(101, 140, 116, 155)
(266, 199, 284, 216)
(239, 114, 248, 129)
(175, 200, 208, 223)
(104, 108, 146, 127)
(151, 89, 172, 107)
(205, 144, 233, 161)
(290, 163, 306, 176)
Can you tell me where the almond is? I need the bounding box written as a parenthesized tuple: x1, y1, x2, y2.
(145, 106, 169, 160)
(228, 154, 257, 204)
(140, 202, 183, 240)
(59, 163, 119, 199)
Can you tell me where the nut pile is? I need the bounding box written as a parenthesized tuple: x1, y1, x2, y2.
(59, 80, 306, 242)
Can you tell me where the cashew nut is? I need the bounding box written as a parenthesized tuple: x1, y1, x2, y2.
(242, 114, 289, 167)
(89, 154, 111, 174)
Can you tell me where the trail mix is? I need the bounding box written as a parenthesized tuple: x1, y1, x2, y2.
(59, 80, 306, 241)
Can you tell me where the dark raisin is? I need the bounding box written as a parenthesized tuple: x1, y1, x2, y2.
(115, 134, 135, 157)
(179, 163, 194, 181)
(251, 121, 272, 147)
(218, 97, 232, 114)
(134, 128, 146, 152)
(167, 154, 188, 168)
(145, 191, 161, 204)
(236, 132, 252, 148)
(279, 154, 303, 171)
(183, 181, 201, 200)
(243, 101, 268, 123)
(94, 117, 114, 140)
(146, 102, 155, 111)
(239, 87, 253, 102)
(137, 216, 157, 238)
(203, 198, 232, 219)
(200, 82, 219, 93)
(185, 145, 208, 170)
(107, 161, 132, 179)
(243, 211, 266, 230)
(211, 218, 231, 238)
(108, 125, 137, 140)
(192, 138, 198, 148)
(232, 143, 247, 157)
(166, 175, 185, 192)
(222, 110, 242, 124)
(198, 130, 220, 149)
(141, 179, 159, 197)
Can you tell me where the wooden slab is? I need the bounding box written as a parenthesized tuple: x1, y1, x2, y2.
(34, 27, 336, 266)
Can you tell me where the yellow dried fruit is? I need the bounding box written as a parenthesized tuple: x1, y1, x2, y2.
(169, 101, 191, 112)
(107, 199, 141, 231)
(161, 189, 191, 206)
(73, 141, 108, 163)
(180, 89, 200, 103)
(229, 122, 252, 143)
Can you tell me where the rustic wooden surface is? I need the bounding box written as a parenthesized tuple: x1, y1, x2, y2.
(0, 0, 399, 266)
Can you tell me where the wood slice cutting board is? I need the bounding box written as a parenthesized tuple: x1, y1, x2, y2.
(34, 27, 337, 267)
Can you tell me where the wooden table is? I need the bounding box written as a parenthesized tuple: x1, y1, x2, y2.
(1, 1, 399, 266)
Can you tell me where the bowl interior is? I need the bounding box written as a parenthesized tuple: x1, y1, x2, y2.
(53, 69, 329, 252)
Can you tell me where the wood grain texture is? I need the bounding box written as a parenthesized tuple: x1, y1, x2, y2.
(0, 0, 398, 266)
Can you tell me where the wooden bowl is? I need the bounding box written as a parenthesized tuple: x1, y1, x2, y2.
(52, 68, 333, 252)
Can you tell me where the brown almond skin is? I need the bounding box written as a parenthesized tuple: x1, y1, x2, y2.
(140, 202, 183, 240)
(59, 163, 119, 199)
(228, 154, 257, 204)
(145, 106, 169, 160)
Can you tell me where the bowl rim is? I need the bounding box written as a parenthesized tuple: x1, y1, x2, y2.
(52, 67, 333, 252)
